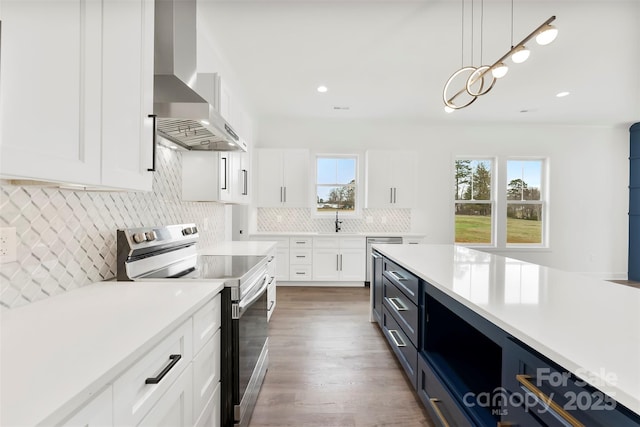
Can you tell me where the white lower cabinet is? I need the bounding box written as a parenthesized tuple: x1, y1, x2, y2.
(312, 237, 366, 282)
(113, 320, 194, 426)
(60, 386, 113, 427)
(59, 294, 221, 427)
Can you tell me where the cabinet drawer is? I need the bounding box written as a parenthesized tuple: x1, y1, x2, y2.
(290, 248, 312, 265)
(138, 364, 193, 427)
(340, 237, 366, 249)
(195, 382, 221, 427)
(312, 237, 340, 249)
(502, 338, 640, 427)
(382, 276, 418, 347)
(382, 307, 417, 388)
(290, 237, 312, 248)
(192, 295, 221, 356)
(113, 319, 193, 426)
(290, 265, 312, 280)
(417, 355, 473, 427)
(383, 259, 419, 305)
(193, 330, 220, 423)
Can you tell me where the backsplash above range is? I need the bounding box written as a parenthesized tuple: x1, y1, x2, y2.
(257, 208, 411, 233)
(0, 146, 225, 310)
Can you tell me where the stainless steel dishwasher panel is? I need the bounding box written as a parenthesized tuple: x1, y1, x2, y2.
(365, 236, 403, 283)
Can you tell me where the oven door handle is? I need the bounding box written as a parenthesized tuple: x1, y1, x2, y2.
(239, 275, 269, 316)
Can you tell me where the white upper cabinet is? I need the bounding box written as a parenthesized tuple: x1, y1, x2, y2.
(231, 150, 251, 204)
(256, 149, 309, 208)
(365, 150, 416, 208)
(182, 151, 233, 203)
(0, 0, 155, 191)
(100, 0, 155, 191)
(0, 0, 102, 185)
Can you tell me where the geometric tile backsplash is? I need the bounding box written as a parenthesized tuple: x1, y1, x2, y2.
(257, 207, 411, 234)
(0, 146, 226, 310)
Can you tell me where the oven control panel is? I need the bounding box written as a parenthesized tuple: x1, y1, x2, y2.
(119, 224, 199, 247)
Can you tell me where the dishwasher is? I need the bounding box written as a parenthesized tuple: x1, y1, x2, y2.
(365, 236, 403, 284)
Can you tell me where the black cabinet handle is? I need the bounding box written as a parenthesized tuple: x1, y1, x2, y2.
(147, 114, 157, 172)
(145, 354, 181, 384)
(221, 156, 228, 190)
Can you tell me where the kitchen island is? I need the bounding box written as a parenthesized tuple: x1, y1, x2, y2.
(371, 243, 640, 426)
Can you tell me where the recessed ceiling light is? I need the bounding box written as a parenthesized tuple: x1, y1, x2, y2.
(333, 106, 350, 110)
(317, 85, 328, 93)
(556, 91, 570, 98)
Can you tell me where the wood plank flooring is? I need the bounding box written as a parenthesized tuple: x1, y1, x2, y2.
(249, 286, 435, 427)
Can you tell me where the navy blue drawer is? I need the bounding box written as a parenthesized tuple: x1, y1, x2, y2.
(382, 306, 417, 388)
(502, 338, 640, 427)
(383, 276, 419, 347)
(417, 355, 474, 427)
(383, 258, 419, 305)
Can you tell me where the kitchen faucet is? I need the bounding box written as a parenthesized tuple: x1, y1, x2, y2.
(335, 211, 343, 233)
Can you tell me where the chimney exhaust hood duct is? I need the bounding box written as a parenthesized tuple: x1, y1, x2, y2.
(153, 0, 246, 152)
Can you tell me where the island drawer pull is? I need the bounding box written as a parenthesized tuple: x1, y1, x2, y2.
(387, 297, 409, 312)
(428, 398, 451, 427)
(145, 354, 181, 384)
(389, 271, 407, 281)
(516, 374, 584, 427)
(388, 329, 406, 348)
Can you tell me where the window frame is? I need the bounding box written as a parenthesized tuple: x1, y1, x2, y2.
(453, 157, 496, 247)
(313, 153, 361, 217)
(453, 156, 550, 250)
(504, 157, 548, 248)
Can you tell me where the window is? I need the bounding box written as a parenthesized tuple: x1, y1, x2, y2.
(506, 159, 544, 245)
(316, 156, 357, 213)
(454, 159, 494, 244)
(454, 157, 547, 248)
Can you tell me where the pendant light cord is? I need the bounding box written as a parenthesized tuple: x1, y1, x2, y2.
(511, 0, 514, 48)
(461, 0, 464, 67)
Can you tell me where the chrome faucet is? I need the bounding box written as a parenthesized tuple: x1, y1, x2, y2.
(335, 211, 343, 233)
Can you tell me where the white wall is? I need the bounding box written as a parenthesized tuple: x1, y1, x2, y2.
(255, 117, 630, 278)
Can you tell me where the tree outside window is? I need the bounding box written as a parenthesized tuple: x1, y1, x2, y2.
(454, 159, 494, 244)
(506, 160, 544, 245)
(316, 157, 357, 213)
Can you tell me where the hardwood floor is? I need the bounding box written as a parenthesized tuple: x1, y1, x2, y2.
(249, 286, 435, 427)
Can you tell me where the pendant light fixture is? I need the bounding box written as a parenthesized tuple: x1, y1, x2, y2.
(443, 0, 558, 111)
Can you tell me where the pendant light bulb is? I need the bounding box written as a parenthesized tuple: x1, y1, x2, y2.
(535, 24, 558, 45)
(444, 105, 455, 113)
(491, 63, 509, 79)
(511, 46, 530, 63)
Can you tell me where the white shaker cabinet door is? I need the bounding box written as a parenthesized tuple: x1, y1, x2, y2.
(281, 150, 309, 207)
(256, 149, 285, 207)
(365, 151, 395, 208)
(339, 248, 366, 281)
(312, 249, 341, 281)
(0, 0, 102, 185)
(100, 0, 155, 191)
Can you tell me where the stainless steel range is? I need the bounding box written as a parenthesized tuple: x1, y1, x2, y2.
(116, 224, 269, 427)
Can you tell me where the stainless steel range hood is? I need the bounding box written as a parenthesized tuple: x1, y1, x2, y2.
(154, 0, 246, 152)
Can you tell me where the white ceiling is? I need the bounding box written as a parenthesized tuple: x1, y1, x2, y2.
(197, 0, 640, 126)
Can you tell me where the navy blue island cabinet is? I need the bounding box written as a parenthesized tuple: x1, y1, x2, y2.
(373, 254, 640, 427)
(630, 122, 640, 282)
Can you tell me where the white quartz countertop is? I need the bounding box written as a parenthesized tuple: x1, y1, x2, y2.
(372, 243, 640, 415)
(0, 281, 223, 427)
(198, 240, 277, 256)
